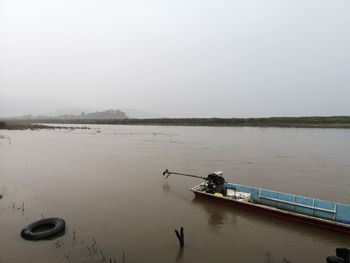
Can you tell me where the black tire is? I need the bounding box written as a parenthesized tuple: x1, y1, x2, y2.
(21, 217, 65, 240)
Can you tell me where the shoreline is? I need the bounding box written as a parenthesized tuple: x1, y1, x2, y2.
(1, 117, 350, 130)
(0, 121, 90, 130)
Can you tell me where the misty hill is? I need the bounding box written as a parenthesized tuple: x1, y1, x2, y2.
(79, 109, 128, 119)
(18, 109, 128, 120)
(49, 108, 161, 119)
(47, 108, 92, 117)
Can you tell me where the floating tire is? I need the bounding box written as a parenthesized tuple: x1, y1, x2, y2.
(21, 217, 65, 240)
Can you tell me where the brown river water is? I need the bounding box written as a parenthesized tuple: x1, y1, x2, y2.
(0, 125, 349, 263)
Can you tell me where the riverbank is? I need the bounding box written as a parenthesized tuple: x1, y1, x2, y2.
(0, 121, 90, 130)
(3, 116, 350, 128)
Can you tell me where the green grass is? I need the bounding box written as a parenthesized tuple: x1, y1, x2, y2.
(2, 116, 350, 128)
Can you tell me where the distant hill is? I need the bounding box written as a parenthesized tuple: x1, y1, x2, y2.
(46, 108, 92, 117)
(17, 109, 128, 120)
(46, 108, 160, 119)
(79, 109, 128, 119)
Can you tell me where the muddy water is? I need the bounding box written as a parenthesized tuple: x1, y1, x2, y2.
(0, 125, 349, 263)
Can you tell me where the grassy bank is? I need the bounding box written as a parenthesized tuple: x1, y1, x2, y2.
(2, 116, 350, 128)
(0, 120, 90, 130)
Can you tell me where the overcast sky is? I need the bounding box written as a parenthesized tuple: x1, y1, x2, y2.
(0, 0, 349, 117)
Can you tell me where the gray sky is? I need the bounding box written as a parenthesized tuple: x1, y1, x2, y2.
(0, 0, 349, 118)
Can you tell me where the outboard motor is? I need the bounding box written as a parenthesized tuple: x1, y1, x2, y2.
(205, 171, 227, 196)
(162, 169, 227, 196)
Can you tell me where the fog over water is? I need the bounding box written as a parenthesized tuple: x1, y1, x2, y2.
(1, 0, 350, 117)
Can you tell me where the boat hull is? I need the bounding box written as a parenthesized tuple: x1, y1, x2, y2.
(192, 190, 350, 234)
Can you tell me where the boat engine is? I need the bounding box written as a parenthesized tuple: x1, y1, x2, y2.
(205, 171, 227, 196)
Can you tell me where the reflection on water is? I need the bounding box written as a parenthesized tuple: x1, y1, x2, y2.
(0, 125, 350, 263)
(162, 182, 171, 194)
(176, 247, 184, 262)
(192, 197, 230, 232)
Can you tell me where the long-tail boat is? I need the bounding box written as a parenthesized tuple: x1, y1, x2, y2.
(163, 169, 350, 234)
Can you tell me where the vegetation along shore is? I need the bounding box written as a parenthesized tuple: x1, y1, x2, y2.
(0, 121, 90, 130)
(1, 116, 350, 129)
